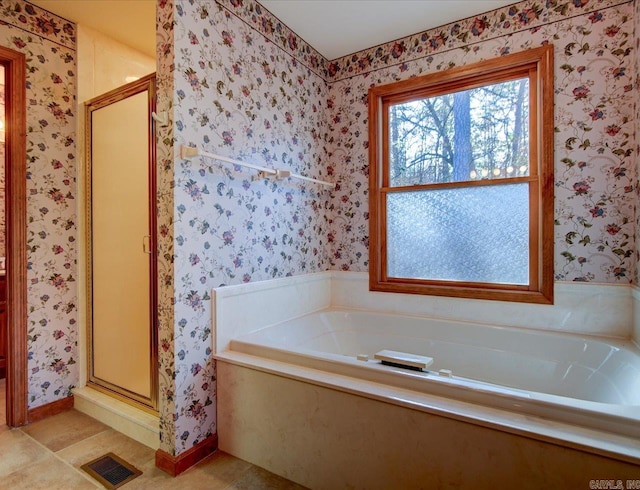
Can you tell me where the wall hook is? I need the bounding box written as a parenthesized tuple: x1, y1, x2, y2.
(151, 111, 169, 127)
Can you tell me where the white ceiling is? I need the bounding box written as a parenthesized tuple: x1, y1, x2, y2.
(28, 1, 515, 60)
(261, 1, 515, 59)
(29, 0, 156, 58)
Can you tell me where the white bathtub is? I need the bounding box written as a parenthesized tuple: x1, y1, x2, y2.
(228, 309, 640, 439)
(213, 273, 640, 487)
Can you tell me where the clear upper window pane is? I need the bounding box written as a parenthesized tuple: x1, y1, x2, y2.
(389, 78, 530, 186)
(387, 184, 530, 284)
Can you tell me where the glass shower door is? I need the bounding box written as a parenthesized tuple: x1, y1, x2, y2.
(86, 74, 158, 412)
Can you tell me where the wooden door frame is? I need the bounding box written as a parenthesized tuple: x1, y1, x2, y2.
(1, 46, 28, 427)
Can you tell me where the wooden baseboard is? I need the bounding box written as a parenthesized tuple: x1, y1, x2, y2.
(27, 395, 74, 424)
(155, 433, 218, 476)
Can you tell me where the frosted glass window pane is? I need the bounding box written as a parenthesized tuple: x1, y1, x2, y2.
(387, 184, 529, 284)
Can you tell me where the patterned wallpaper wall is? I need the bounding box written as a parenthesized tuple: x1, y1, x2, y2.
(0, 0, 630, 459)
(169, 0, 330, 452)
(0, 1, 77, 408)
(162, 0, 637, 456)
(636, 0, 640, 286)
(328, 0, 636, 283)
(156, 0, 177, 455)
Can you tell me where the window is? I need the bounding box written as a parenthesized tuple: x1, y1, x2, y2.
(368, 46, 554, 304)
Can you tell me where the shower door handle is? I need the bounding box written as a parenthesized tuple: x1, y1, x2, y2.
(142, 235, 152, 254)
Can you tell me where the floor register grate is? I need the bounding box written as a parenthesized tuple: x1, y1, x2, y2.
(80, 452, 142, 489)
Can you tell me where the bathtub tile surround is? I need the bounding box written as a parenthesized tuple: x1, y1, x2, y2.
(0, 0, 78, 410)
(212, 270, 637, 355)
(332, 273, 634, 338)
(218, 363, 640, 489)
(213, 271, 331, 353)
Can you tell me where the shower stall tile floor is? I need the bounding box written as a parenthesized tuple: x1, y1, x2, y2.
(0, 393, 306, 489)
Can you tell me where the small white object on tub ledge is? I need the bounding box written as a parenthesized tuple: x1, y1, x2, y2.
(374, 350, 434, 370)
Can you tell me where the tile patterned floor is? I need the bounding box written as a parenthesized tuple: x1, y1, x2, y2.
(0, 384, 306, 489)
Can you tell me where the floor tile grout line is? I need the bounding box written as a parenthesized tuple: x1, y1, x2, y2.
(0, 429, 53, 479)
(17, 427, 103, 488)
(54, 426, 158, 470)
(221, 463, 254, 489)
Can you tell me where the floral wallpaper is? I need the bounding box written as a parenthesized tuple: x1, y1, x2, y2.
(156, 0, 177, 455)
(327, 0, 637, 283)
(215, 0, 328, 80)
(635, 0, 640, 285)
(4, 0, 634, 460)
(0, 0, 77, 408)
(159, 0, 639, 457)
(167, 0, 330, 453)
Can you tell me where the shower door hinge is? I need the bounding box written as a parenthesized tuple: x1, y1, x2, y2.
(142, 235, 152, 254)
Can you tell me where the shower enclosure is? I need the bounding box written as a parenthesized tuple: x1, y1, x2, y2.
(85, 74, 158, 412)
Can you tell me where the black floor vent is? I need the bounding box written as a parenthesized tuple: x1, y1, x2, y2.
(81, 452, 142, 489)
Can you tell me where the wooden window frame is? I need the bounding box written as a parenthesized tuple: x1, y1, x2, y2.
(368, 45, 554, 304)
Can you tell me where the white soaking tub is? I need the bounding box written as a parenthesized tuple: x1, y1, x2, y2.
(213, 273, 640, 488)
(226, 309, 640, 439)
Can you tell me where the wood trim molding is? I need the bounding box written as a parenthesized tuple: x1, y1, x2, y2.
(367, 45, 554, 305)
(155, 433, 219, 477)
(1, 46, 28, 427)
(27, 395, 74, 424)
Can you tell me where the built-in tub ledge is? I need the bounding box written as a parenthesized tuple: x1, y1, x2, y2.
(215, 349, 640, 466)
